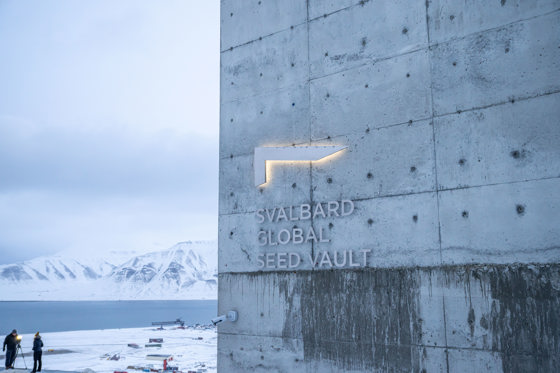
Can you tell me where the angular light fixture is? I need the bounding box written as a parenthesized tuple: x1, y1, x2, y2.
(254, 145, 347, 186)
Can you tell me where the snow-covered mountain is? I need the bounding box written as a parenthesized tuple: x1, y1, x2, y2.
(0, 241, 217, 301)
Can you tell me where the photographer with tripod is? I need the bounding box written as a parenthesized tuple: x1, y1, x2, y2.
(2, 329, 18, 369)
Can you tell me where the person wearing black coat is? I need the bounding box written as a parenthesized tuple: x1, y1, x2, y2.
(3, 329, 18, 369)
(32, 332, 43, 373)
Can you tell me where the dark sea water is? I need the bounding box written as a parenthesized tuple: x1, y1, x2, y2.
(0, 300, 217, 334)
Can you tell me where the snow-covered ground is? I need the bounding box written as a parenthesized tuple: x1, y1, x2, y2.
(9, 326, 216, 373)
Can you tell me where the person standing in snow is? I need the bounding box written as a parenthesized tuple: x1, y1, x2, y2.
(2, 329, 18, 369)
(31, 332, 43, 373)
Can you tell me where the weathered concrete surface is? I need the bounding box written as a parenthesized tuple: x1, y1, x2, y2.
(221, 25, 308, 101)
(308, 0, 427, 78)
(218, 265, 560, 372)
(310, 49, 432, 139)
(310, 120, 436, 200)
(220, 0, 307, 51)
(434, 93, 560, 189)
(220, 85, 310, 159)
(220, 0, 560, 371)
(431, 11, 560, 115)
(439, 178, 560, 265)
(427, 0, 560, 43)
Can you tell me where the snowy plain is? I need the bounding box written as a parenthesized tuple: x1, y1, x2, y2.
(7, 326, 216, 373)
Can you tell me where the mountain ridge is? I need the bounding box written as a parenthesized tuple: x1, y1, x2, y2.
(0, 241, 217, 301)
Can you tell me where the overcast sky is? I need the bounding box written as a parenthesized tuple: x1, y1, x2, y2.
(0, 0, 219, 264)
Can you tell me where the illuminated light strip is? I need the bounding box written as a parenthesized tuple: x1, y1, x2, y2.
(254, 145, 347, 186)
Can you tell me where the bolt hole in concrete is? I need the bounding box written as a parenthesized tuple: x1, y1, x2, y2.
(406, 73, 410, 78)
(327, 177, 333, 184)
(412, 215, 418, 222)
(462, 210, 469, 218)
(367, 218, 373, 225)
(453, 61, 457, 66)
(402, 27, 408, 34)
(510, 149, 526, 159)
(516, 204, 526, 215)
(328, 223, 334, 229)
(367, 172, 373, 179)
(458, 158, 466, 165)
(449, 15, 455, 20)
(292, 102, 295, 106)
(292, 183, 297, 188)
(410, 166, 417, 172)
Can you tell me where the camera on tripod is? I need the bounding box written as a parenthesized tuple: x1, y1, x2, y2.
(13, 335, 27, 369)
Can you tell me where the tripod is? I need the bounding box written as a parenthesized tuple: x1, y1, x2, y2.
(13, 344, 27, 369)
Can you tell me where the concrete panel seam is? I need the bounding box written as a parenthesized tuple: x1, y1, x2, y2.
(437, 175, 560, 194)
(218, 175, 559, 218)
(219, 90, 560, 159)
(440, 245, 560, 257)
(427, 7, 560, 50)
(218, 188, 437, 217)
(219, 331, 301, 341)
(220, 22, 307, 53)
(220, 331, 452, 350)
(307, 1, 362, 23)
(219, 81, 307, 106)
(219, 0, 381, 52)
(426, 2, 449, 369)
(308, 45, 428, 82)
(430, 89, 560, 119)
(306, 0, 315, 269)
(218, 262, 560, 276)
(306, 8, 560, 83)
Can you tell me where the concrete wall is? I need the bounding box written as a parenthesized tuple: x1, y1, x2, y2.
(219, 1, 560, 372)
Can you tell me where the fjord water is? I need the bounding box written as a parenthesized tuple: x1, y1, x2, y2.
(0, 300, 217, 334)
